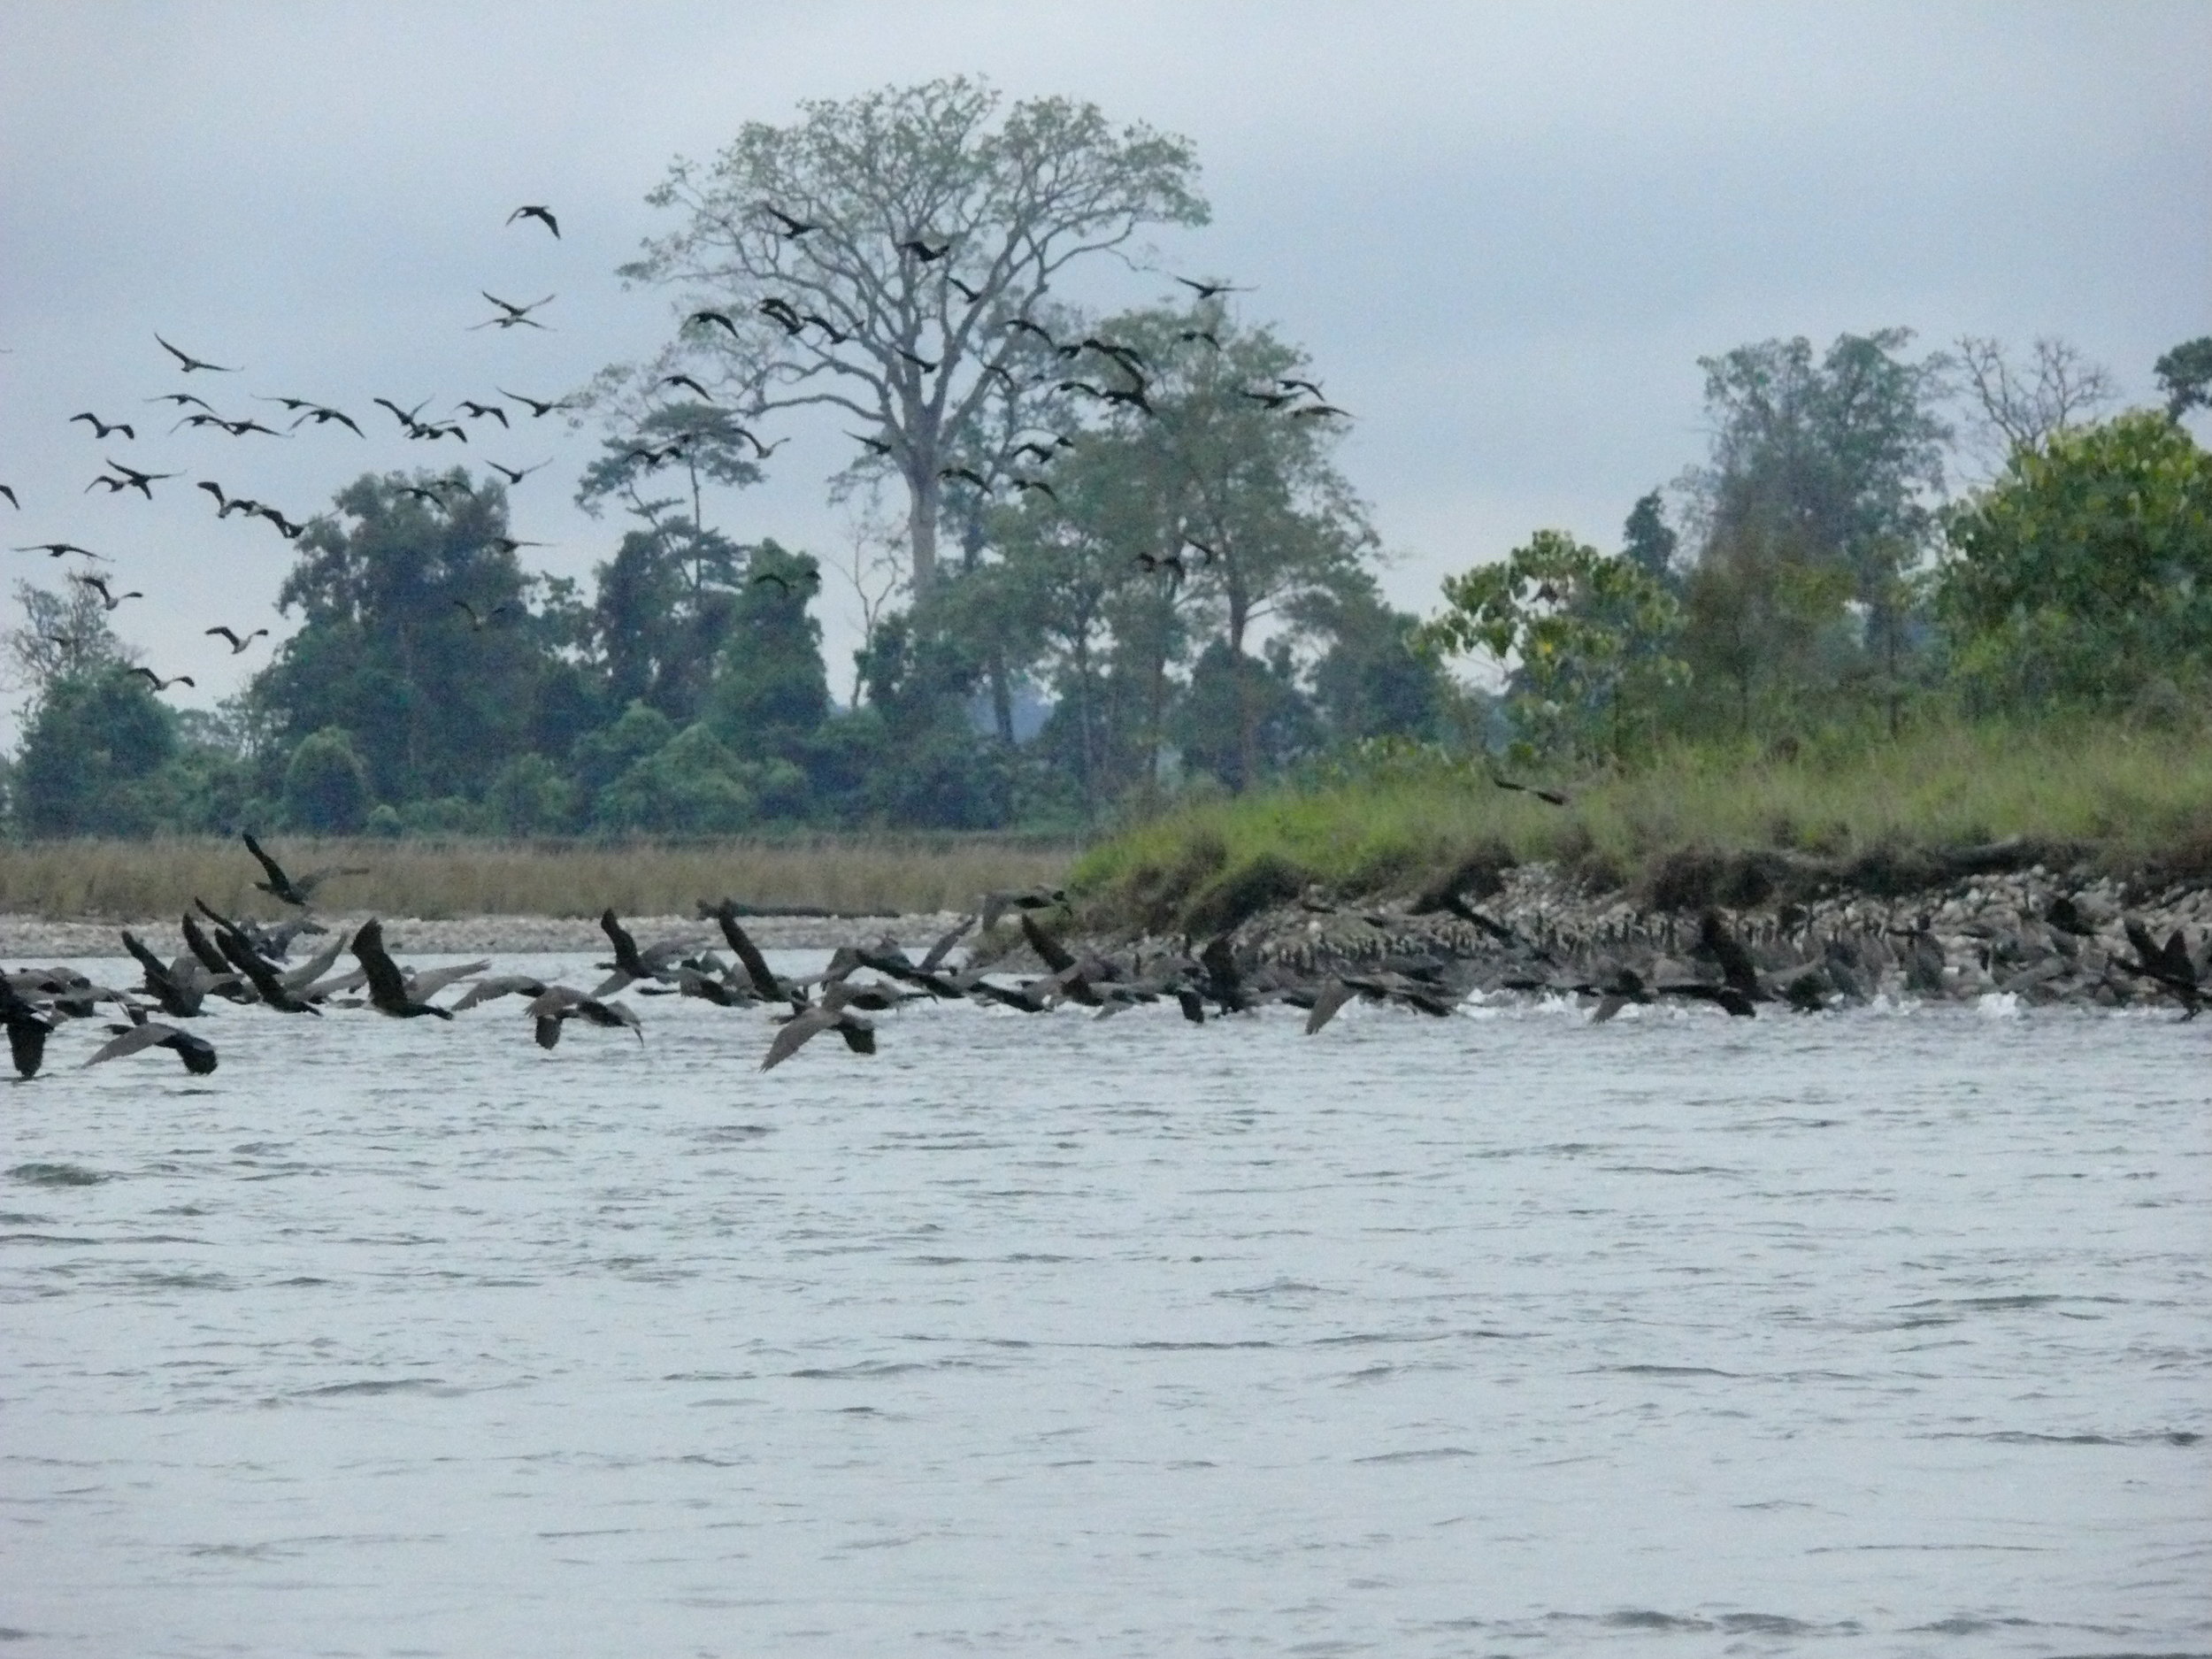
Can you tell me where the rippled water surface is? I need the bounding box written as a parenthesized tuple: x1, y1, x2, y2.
(4, 950, 2208, 1657)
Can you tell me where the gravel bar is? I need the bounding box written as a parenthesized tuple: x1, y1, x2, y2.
(0, 910, 972, 961)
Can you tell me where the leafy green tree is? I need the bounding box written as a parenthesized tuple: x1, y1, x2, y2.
(570, 701, 676, 806)
(840, 611, 1010, 827)
(1420, 530, 1683, 764)
(595, 724, 799, 834)
(589, 518, 747, 724)
(12, 671, 177, 836)
(1678, 539, 1856, 735)
(1173, 638, 1317, 789)
(1094, 304, 1373, 655)
(1106, 304, 1372, 789)
(281, 725, 372, 833)
(1678, 329, 1951, 703)
(250, 470, 571, 802)
(1299, 583, 1454, 746)
(983, 300, 1373, 799)
(605, 76, 1207, 588)
(158, 756, 252, 833)
(1937, 411, 2212, 708)
(484, 753, 575, 835)
(705, 541, 831, 761)
(1620, 491, 1679, 588)
(2154, 337, 2212, 422)
(575, 402, 763, 535)
(982, 450, 1149, 817)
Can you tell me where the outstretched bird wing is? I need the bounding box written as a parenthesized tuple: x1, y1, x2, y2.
(450, 974, 549, 1012)
(761, 1007, 836, 1071)
(180, 913, 231, 979)
(1019, 913, 1077, 976)
(704, 901, 785, 1002)
(918, 916, 973, 975)
(600, 909, 646, 979)
(1303, 978, 1357, 1036)
(242, 832, 293, 896)
(83, 1023, 177, 1067)
(278, 934, 349, 994)
(121, 931, 180, 1002)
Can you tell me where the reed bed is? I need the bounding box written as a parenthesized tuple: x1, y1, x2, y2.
(1076, 718, 2212, 918)
(0, 835, 1078, 922)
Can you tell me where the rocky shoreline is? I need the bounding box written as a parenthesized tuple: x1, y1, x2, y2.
(7, 859, 2206, 1018)
(1180, 858, 2211, 1015)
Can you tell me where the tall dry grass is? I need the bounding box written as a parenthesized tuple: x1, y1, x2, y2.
(0, 835, 1077, 921)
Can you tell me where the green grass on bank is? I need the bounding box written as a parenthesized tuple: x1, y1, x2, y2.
(0, 834, 1078, 922)
(1073, 718, 2212, 932)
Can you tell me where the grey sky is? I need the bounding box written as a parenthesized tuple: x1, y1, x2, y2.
(2, 1, 2205, 741)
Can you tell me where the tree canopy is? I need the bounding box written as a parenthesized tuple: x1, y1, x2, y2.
(10, 80, 2199, 844)
(13, 670, 179, 836)
(606, 76, 1208, 588)
(251, 470, 579, 803)
(1421, 530, 1681, 764)
(977, 301, 1372, 806)
(1674, 328, 1952, 728)
(2154, 337, 2212, 422)
(1938, 411, 2212, 709)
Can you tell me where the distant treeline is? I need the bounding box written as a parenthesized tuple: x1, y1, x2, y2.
(4, 327, 2204, 846)
(4, 76, 2207, 844)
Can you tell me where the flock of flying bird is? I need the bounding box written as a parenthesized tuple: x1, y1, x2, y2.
(5, 204, 579, 685)
(0, 828, 1458, 1084)
(677, 209, 1347, 590)
(9, 824, 2201, 1084)
(8, 193, 1332, 683)
(0, 820, 1612, 1083)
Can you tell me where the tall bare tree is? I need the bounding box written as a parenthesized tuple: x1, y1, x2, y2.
(1955, 335, 2118, 472)
(603, 77, 1208, 588)
(1, 578, 137, 695)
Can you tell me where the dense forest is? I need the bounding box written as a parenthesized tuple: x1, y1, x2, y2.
(5, 81, 2208, 844)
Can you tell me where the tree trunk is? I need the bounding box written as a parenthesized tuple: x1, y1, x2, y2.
(1225, 584, 1256, 793)
(989, 649, 1014, 745)
(906, 461, 940, 591)
(1072, 637, 1095, 825)
(1144, 632, 1169, 811)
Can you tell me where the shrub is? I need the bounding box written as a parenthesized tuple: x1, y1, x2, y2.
(594, 724, 758, 834)
(1939, 412, 2212, 709)
(282, 726, 373, 833)
(485, 754, 575, 835)
(11, 672, 177, 837)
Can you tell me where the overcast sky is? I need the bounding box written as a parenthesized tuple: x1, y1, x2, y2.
(2, 1, 2205, 741)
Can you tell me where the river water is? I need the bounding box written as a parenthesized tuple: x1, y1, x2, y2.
(4, 949, 2207, 1657)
